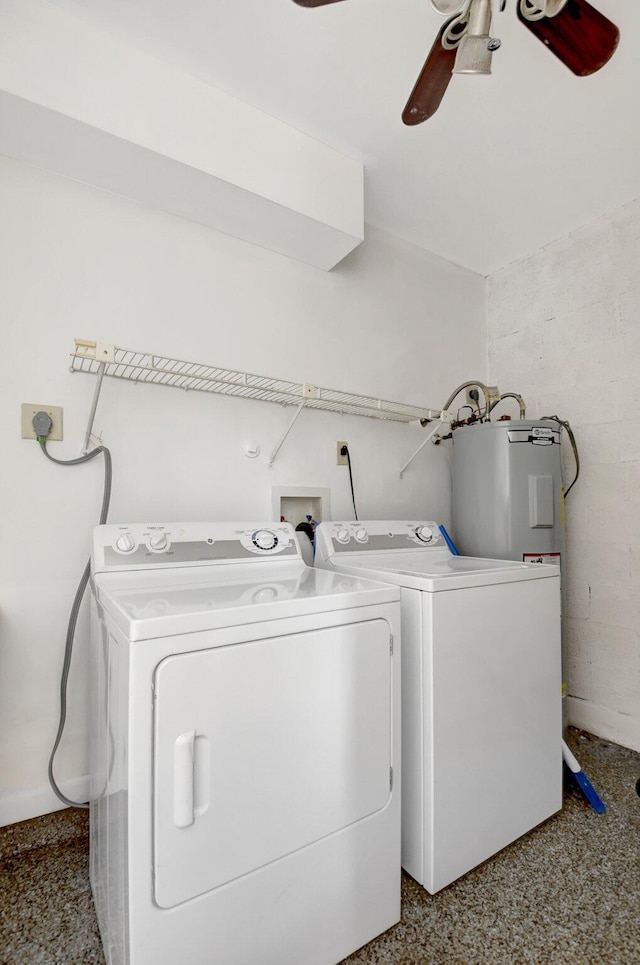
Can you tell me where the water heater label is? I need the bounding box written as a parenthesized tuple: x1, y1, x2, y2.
(507, 427, 560, 445)
(523, 552, 561, 566)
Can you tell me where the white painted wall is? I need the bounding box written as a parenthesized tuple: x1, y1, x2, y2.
(487, 198, 640, 753)
(0, 0, 364, 270)
(0, 156, 486, 825)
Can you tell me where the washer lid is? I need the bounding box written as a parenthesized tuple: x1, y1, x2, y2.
(323, 551, 559, 592)
(93, 562, 399, 640)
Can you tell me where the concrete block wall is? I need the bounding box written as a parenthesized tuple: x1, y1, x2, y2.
(487, 198, 640, 752)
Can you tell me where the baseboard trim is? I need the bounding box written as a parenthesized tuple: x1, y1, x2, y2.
(567, 696, 640, 753)
(0, 775, 89, 828)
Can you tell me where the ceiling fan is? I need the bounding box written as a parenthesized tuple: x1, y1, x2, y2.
(291, 0, 619, 124)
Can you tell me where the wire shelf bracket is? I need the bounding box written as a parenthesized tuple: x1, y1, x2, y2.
(70, 339, 450, 468)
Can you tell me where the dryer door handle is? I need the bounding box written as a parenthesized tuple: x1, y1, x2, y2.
(173, 730, 196, 828)
(173, 730, 210, 828)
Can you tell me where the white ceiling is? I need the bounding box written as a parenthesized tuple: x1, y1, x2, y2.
(48, 0, 640, 275)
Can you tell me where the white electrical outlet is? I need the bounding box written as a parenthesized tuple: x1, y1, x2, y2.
(337, 441, 349, 466)
(22, 404, 63, 441)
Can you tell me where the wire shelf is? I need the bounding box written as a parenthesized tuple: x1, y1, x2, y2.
(70, 340, 443, 424)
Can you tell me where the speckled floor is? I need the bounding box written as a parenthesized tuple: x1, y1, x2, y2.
(1, 729, 639, 965)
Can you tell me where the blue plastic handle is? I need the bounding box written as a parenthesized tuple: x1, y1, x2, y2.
(439, 524, 459, 556)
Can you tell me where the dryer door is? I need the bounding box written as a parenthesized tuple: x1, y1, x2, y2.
(153, 619, 392, 908)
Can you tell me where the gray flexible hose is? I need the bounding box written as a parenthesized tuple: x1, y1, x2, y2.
(39, 439, 112, 809)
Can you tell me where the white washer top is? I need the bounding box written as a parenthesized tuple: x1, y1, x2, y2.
(314, 520, 560, 592)
(92, 522, 399, 640)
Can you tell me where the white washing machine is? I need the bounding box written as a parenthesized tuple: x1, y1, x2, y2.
(89, 521, 401, 965)
(315, 520, 562, 894)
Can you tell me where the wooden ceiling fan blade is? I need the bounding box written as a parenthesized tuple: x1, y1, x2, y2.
(402, 22, 458, 125)
(517, 0, 619, 76)
(292, 0, 348, 7)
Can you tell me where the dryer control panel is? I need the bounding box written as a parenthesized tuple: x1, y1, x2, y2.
(92, 522, 300, 572)
(315, 521, 446, 557)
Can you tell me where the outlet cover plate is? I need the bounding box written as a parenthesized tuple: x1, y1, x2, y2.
(337, 441, 348, 466)
(22, 404, 63, 441)
(465, 386, 482, 408)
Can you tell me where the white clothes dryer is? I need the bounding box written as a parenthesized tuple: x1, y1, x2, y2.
(89, 522, 401, 965)
(315, 520, 562, 894)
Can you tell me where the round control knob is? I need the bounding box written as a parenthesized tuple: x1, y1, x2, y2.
(355, 527, 368, 543)
(252, 586, 279, 604)
(414, 526, 434, 543)
(115, 533, 136, 553)
(335, 528, 350, 544)
(252, 529, 278, 551)
(149, 534, 168, 551)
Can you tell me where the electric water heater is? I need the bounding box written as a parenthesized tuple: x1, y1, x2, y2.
(451, 420, 565, 568)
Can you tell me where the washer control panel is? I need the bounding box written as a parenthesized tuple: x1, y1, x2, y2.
(316, 521, 446, 555)
(92, 522, 300, 572)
